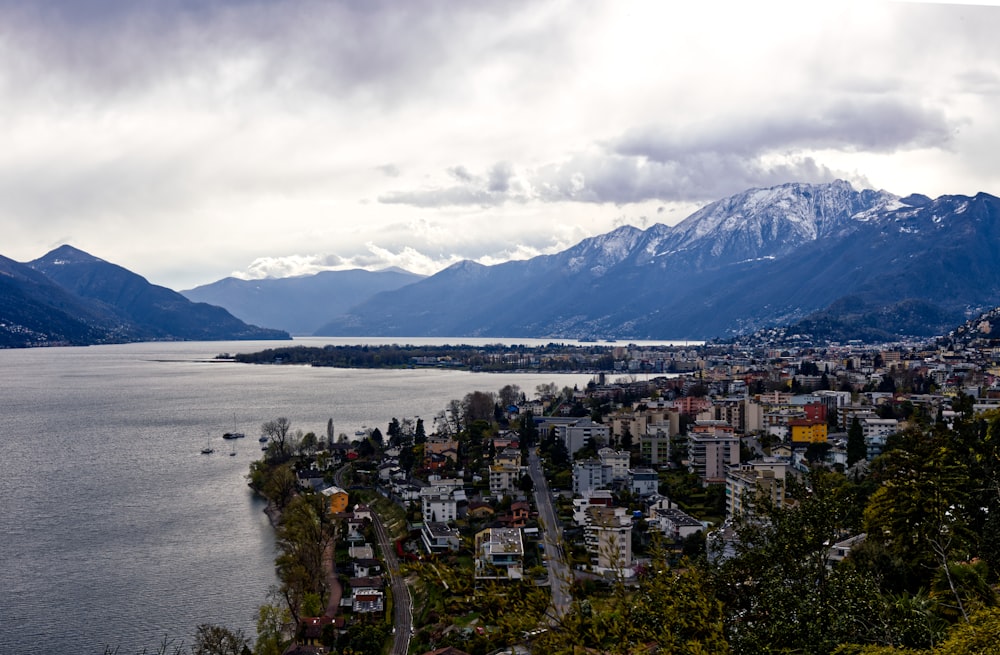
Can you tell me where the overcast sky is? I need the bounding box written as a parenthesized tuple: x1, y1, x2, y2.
(2, 0, 999, 289)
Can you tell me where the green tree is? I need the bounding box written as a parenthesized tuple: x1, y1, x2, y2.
(338, 622, 390, 655)
(620, 425, 633, 451)
(297, 431, 318, 458)
(862, 427, 973, 593)
(713, 470, 892, 653)
(254, 597, 290, 655)
(262, 463, 298, 512)
(848, 417, 867, 466)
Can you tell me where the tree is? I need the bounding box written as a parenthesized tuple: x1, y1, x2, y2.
(399, 444, 416, 474)
(862, 427, 973, 593)
(414, 417, 426, 444)
(275, 494, 336, 623)
(499, 383, 522, 408)
(620, 426, 633, 452)
(298, 431, 318, 458)
(848, 417, 867, 466)
(262, 417, 293, 460)
(255, 596, 290, 655)
(536, 382, 559, 400)
(338, 623, 390, 655)
(262, 463, 298, 511)
(712, 470, 892, 653)
(191, 624, 251, 655)
(463, 390, 496, 426)
(387, 417, 401, 446)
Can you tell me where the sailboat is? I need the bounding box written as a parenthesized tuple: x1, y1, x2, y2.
(222, 413, 245, 439)
(201, 434, 214, 454)
(229, 440, 237, 456)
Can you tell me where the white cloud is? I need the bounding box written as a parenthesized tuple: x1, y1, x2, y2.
(0, 1, 998, 288)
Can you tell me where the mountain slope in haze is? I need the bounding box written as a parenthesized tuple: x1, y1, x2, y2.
(0, 253, 132, 347)
(319, 180, 982, 340)
(25, 245, 289, 343)
(182, 268, 423, 335)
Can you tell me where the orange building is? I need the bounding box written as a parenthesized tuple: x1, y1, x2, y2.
(788, 419, 827, 444)
(321, 485, 350, 514)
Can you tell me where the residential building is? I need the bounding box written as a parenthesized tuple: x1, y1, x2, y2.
(352, 587, 384, 613)
(474, 527, 524, 581)
(688, 430, 740, 484)
(489, 462, 523, 497)
(598, 448, 631, 480)
(789, 419, 828, 444)
(725, 460, 787, 519)
(573, 459, 613, 496)
(421, 522, 460, 553)
(554, 419, 610, 457)
(420, 486, 457, 523)
(629, 468, 659, 497)
(584, 506, 633, 573)
(572, 490, 614, 526)
(321, 485, 349, 514)
(649, 507, 704, 540)
(861, 417, 898, 460)
(640, 423, 672, 466)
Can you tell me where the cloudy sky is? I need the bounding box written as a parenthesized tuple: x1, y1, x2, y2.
(2, 0, 998, 289)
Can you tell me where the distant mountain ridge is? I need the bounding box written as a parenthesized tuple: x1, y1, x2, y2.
(0, 245, 289, 348)
(7, 180, 999, 347)
(182, 268, 423, 335)
(313, 180, 1000, 340)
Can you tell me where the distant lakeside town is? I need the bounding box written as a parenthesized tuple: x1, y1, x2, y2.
(237, 327, 1000, 655)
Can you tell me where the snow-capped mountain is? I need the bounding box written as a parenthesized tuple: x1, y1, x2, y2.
(293, 181, 1000, 340)
(625, 180, 901, 271)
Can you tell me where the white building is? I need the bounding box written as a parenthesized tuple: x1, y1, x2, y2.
(571, 489, 614, 526)
(649, 507, 703, 540)
(573, 459, 613, 496)
(584, 506, 633, 573)
(629, 468, 659, 497)
(555, 419, 610, 458)
(474, 527, 524, 580)
(598, 448, 631, 480)
(489, 463, 523, 497)
(420, 486, 457, 523)
(861, 417, 898, 460)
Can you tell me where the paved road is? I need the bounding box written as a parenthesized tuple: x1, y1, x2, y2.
(528, 450, 571, 621)
(336, 464, 412, 654)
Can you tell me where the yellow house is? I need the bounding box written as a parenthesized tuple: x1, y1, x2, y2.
(789, 419, 827, 444)
(321, 485, 349, 514)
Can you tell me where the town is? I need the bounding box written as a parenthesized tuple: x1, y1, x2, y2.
(246, 334, 1000, 655)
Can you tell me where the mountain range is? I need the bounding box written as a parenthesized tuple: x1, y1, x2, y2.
(0, 245, 289, 348)
(5, 180, 1000, 348)
(182, 268, 423, 336)
(306, 180, 1000, 341)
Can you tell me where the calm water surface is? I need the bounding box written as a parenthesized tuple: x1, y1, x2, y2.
(0, 339, 595, 653)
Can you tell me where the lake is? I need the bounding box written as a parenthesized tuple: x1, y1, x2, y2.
(0, 339, 597, 653)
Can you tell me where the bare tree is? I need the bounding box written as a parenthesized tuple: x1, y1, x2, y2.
(262, 417, 292, 459)
(499, 384, 522, 409)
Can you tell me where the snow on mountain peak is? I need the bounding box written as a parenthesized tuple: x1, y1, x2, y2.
(654, 180, 900, 263)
